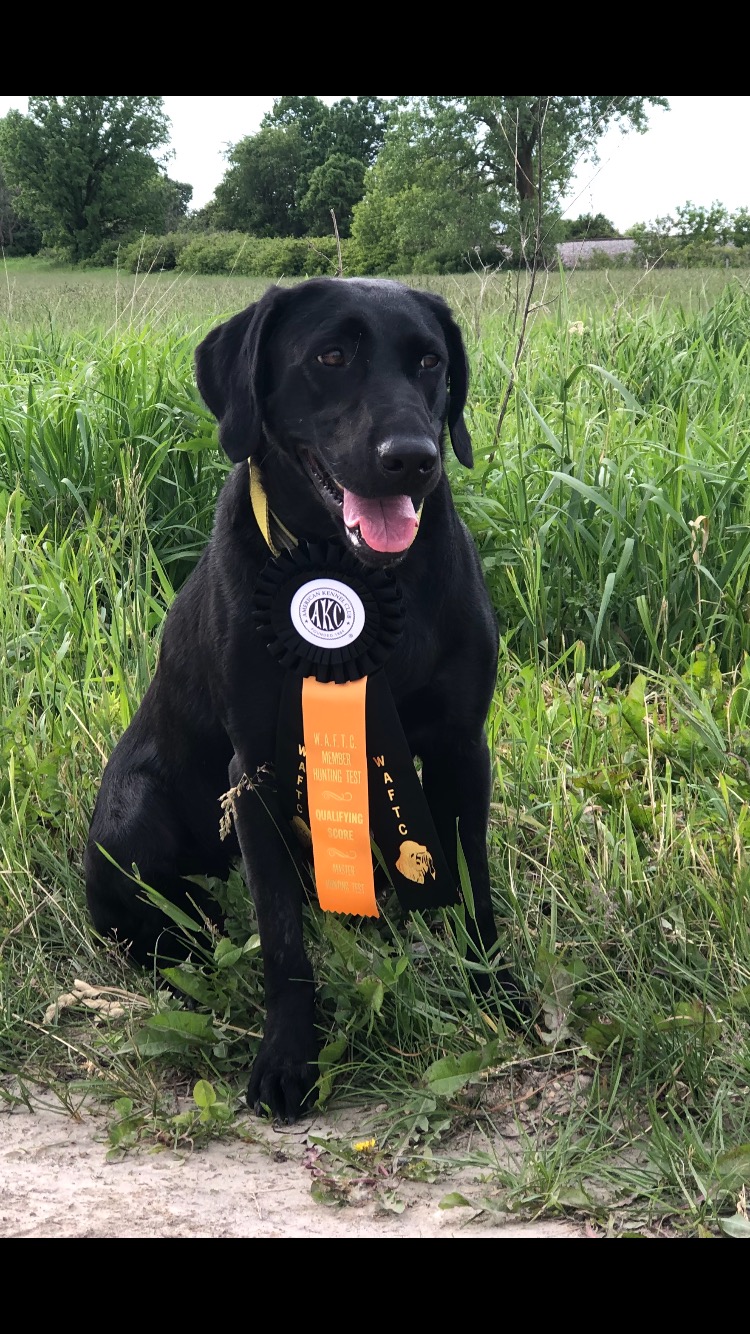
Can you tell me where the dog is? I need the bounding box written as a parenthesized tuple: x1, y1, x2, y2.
(85, 277, 520, 1122)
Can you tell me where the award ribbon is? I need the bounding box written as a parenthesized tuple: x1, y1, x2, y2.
(250, 471, 459, 918)
(302, 676, 375, 915)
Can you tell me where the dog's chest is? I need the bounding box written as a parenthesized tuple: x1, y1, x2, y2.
(385, 603, 443, 699)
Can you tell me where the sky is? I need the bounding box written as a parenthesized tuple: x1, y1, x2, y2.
(1, 96, 748, 230)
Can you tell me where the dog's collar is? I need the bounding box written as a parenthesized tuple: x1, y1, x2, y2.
(249, 462, 298, 556)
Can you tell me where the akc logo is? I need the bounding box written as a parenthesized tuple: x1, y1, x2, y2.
(291, 578, 365, 648)
(308, 596, 345, 632)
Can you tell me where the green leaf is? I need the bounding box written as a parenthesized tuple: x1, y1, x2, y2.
(594, 571, 616, 648)
(138, 885, 202, 933)
(321, 917, 368, 973)
(456, 827, 475, 921)
(310, 1180, 344, 1207)
(376, 954, 409, 986)
(193, 1079, 216, 1110)
(681, 648, 722, 693)
(715, 1145, 750, 1188)
(439, 1192, 473, 1210)
(172, 435, 219, 452)
(586, 363, 645, 416)
(728, 986, 750, 1013)
(554, 1184, 591, 1209)
(318, 1036, 347, 1069)
(132, 1011, 219, 1057)
(654, 1001, 720, 1043)
(214, 939, 243, 968)
(108, 1121, 135, 1148)
(315, 1035, 348, 1106)
(718, 1215, 750, 1238)
(370, 836, 393, 885)
(378, 1189, 406, 1214)
(424, 1042, 498, 1098)
(512, 378, 563, 456)
(148, 1010, 218, 1038)
(582, 1019, 624, 1054)
(357, 976, 384, 1015)
(544, 471, 626, 524)
(621, 673, 649, 744)
(160, 966, 220, 1007)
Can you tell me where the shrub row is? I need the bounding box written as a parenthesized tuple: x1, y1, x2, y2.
(119, 231, 346, 277)
(117, 232, 192, 272)
(575, 242, 750, 271)
(635, 239, 750, 269)
(111, 230, 750, 278)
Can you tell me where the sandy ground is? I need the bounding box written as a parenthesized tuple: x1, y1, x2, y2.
(0, 1091, 587, 1238)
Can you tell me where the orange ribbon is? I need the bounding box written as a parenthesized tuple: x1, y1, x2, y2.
(301, 675, 378, 917)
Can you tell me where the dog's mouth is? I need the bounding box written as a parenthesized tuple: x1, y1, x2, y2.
(304, 451, 422, 561)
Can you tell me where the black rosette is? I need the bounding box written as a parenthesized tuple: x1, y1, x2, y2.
(252, 541, 404, 683)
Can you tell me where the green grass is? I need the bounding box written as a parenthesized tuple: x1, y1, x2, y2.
(2, 261, 750, 1236)
(2, 253, 747, 331)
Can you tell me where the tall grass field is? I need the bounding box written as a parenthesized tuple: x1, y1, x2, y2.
(2, 258, 750, 1235)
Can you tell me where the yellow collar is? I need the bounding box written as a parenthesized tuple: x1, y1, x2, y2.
(249, 462, 298, 556)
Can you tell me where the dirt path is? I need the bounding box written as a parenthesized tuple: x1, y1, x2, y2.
(1, 1092, 586, 1238)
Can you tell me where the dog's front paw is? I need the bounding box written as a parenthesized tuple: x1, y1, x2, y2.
(493, 965, 532, 1026)
(247, 1035, 319, 1123)
(470, 960, 532, 1027)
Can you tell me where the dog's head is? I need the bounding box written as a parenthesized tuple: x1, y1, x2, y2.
(195, 277, 473, 566)
(395, 840, 436, 885)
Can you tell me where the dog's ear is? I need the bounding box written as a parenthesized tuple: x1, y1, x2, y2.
(417, 292, 473, 468)
(194, 287, 287, 463)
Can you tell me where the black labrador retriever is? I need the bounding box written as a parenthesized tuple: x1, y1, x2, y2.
(85, 277, 518, 1121)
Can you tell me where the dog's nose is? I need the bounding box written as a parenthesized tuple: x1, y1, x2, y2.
(376, 437, 438, 486)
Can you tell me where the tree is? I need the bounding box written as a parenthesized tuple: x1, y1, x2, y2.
(0, 97, 171, 261)
(300, 155, 365, 236)
(213, 124, 309, 236)
(323, 97, 389, 166)
(403, 97, 667, 204)
(562, 212, 619, 240)
(673, 200, 730, 244)
(264, 95, 388, 168)
(628, 200, 750, 267)
(155, 177, 193, 232)
(350, 153, 500, 274)
(352, 96, 667, 271)
(350, 103, 508, 273)
(0, 162, 41, 254)
(732, 207, 750, 248)
(211, 96, 390, 238)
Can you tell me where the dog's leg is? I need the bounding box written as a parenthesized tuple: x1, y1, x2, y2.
(85, 776, 226, 967)
(226, 756, 318, 1122)
(420, 735, 528, 1019)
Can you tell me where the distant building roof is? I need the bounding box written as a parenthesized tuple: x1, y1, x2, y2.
(557, 238, 637, 267)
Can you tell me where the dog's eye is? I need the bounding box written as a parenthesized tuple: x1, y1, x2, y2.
(317, 349, 346, 367)
(420, 353, 440, 369)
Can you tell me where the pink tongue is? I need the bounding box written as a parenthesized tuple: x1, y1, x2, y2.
(342, 491, 418, 553)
